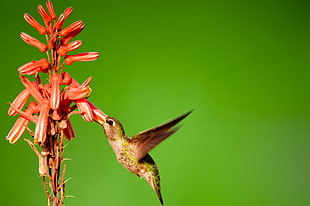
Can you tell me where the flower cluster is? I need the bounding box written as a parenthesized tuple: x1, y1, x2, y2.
(6, 1, 107, 145)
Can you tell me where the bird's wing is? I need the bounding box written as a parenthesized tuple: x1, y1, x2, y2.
(131, 111, 192, 162)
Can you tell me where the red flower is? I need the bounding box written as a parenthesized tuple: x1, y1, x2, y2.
(7, 2, 109, 205)
(20, 32, 48, 52)
(8, 1, 106, 146)
(24, 13, 46, 35)
(65, 52, 100, 65)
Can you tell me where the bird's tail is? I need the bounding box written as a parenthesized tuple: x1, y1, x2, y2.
(154, 182, 164, 205)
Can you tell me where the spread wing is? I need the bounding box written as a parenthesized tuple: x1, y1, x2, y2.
(131, 111, 192, 162)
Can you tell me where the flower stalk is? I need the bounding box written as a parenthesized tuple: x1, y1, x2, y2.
(6, 1, 107, 205)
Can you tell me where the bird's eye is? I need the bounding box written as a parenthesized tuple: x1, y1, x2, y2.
(107, 120, 114, 125)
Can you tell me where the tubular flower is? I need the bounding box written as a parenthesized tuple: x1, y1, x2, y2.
(20, 32, 48, 52)
(18, 58, 50, 75)
(58, 40, 82, 56)
(24, 13, 46, 35)
(65, 52, 100, 65)
(6, 1, 107, 205)
(6, 101, 39, 144)
(7, 1, 106, 145)
(8, 89, 31, 116)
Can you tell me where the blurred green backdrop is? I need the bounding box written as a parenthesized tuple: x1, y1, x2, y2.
(0, 0, 309, 205)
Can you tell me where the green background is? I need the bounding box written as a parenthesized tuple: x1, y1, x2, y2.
(0, 0, 309, 205)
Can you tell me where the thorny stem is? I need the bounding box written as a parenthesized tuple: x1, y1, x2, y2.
(26, 128, 67, 205)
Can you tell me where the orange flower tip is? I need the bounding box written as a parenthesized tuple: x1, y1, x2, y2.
(24, 13, 46, 35)
(87, 100, 108, 124)
(55, 14, 65, 30)
(48, 33, 57, 50)
(28, 101, 40, 113)
(66, 86, 92, 100)
(76, 100, 94, 122)
(20, 32, 48, 52)
(58, 40, 82, 56)
(18, 58, 50, 75)
(50, 74, 62, 110)
(46, 23, 54, 35)
(46, 1, 57, 20)
(6, 115, 30, 144)
(38, 5, 52, 24)
(8, 89, 31, 116)
(34, 100, 50, 145)
(63, 7, 73, 18)
(60, 27, 84, 45)
(59, 20, 84, 37)
(20, 76, 45, 104)
(81, 76, 93, 87)
(65, 52, 100, 65)
(61, 72, 72, 85)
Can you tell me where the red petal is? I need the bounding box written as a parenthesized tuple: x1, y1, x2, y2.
(24, 13, 46, 35)
(59, 20, 84, 37)
(8, 89, 31, 116)
(87, 100, 107, 124)
(61, 26, 84, 45)
(58, 40, 82, 56)
(50, 74, 62, 110)
(34, 100, 50, 145)
(61, 72, 72, 85)
(65, 52, 100, 65)
(66, 86, 91, 100)
(6, 101, 38, 144)
(46, 1, 57, 20)
(18, 58, 50, 75)
(54, 14, 65, 30)
(20, 76, 45, 104)
(6, 116, 30, 144)
(20, 32, 48, 52)
(76, 99, 93, 122)
(38, 5, 52, 24)
(8, 101, 39, 124)
(63, 7, 73, 18)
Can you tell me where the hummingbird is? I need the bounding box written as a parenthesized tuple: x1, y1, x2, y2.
(101, 111, 191, 205)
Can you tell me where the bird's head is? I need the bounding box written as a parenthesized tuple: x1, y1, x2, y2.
(102, 116, 126, 140)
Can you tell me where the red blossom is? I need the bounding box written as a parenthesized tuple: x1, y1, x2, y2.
(8, 101, 39, 124)
(50, 74, 62, 110)
(34, 100, 50, 144)
(9, 1, 103, 145)
(61, 72, 72, 84)
(76, 99, 94, 122)
(18, 58, 50, 75)
(38, 4, 52, 24)
(20, 32, 48, 52)
(8, 89, 30, 116)
(88, 100, 107, 124)
(20, 76, 45, 104)
(59, 20, 84, 37)
(46, 1, 56, 20)
(63, 7, 73, 18)
(6, 101, 38, 144)
(58, 40, 82, 56)
(7, 2, 107, 204)
(55, 14, 65, 30)
(24, 13, 46, 35)
(65, 52, 100, 65)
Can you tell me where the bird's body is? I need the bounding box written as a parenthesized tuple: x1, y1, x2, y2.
(101, 112, 191, 205)
(106, 131, 162, 201)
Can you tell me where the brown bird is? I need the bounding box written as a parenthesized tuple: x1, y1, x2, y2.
(101, 111, 191, 205)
